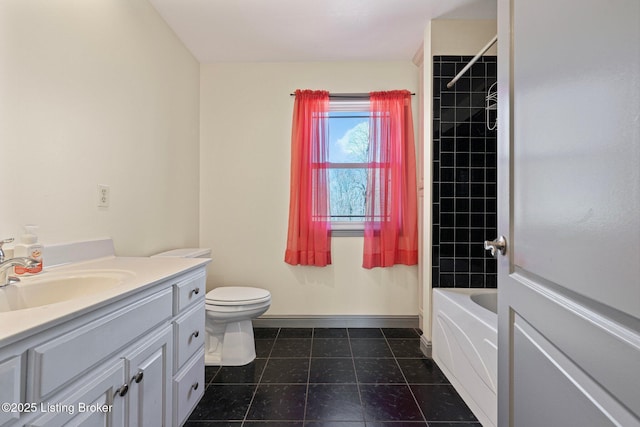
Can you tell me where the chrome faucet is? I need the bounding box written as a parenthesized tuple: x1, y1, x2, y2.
(0, 238, 40, 287)
(0, 238, 13, 262)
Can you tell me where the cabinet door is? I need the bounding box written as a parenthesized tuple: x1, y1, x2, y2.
(0, 355, 22, 427)
(126, 325, 173, 427)
(27, 359, 126, 427)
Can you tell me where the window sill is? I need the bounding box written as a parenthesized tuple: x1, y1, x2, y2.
(331, 221, 364, 237)
(331, 229, 364, 237)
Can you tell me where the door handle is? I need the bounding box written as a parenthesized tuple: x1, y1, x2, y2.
(484, 235, 507, 257)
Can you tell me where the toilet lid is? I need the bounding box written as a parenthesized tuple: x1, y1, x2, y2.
(206, 286, 271, 305)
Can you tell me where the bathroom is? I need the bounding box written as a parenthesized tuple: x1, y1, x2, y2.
(2, 0, 639, 426)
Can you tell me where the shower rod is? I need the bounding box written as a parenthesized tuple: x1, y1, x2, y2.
(447, 35, 498, 89)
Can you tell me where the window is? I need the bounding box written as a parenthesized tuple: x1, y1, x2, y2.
(285, 89, 417, 268)
(327, 100, 370, 234)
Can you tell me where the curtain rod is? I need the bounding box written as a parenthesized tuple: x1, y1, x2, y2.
(289, 92, 415, 99)
(447, 34, 498, 89)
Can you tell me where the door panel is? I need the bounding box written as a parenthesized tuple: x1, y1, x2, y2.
(511, 0, 640, 318)
(513, 314, 635, 427)
(497, 0, 640, 425)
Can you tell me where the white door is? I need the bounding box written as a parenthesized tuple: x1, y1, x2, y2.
(495, 0, 640, 426)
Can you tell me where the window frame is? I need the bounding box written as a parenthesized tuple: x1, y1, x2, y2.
(327, 99, 370, 236)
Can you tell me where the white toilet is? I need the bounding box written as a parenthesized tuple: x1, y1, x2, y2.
(151, 248, 271, 366)
(205, 286, 271, 366)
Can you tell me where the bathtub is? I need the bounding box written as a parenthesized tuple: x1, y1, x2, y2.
(432, 288, 497, 427)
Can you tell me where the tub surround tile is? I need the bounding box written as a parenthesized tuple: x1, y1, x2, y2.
(189, 328, 478, 425)
(432, 55, 498, 290)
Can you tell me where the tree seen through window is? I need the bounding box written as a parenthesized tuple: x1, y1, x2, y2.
(328, 111, 369, 223)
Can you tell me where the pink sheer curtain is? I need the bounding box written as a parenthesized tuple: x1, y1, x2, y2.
(363, 90, 418, 269)
(284, 90, 332, 266)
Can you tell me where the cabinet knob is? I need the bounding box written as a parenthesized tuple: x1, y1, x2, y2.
(191, 382, 199, 391)
(115, 383, 129, 397)
(191, 330, 200, 340)
(190, 287, 200, 297)
(132, 371, 144, 384)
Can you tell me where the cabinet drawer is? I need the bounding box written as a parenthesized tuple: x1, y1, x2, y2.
(174, 301, 205, 373)
(30, 288, 172, 401)
(0, 355, 23, 426)
(173, 271, 206, 314)
(173, 349, 205, 427)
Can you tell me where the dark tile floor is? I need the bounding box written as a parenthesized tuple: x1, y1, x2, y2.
(186, 328, 480, 427)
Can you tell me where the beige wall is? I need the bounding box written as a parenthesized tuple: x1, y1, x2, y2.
(420, 19, 497, 340)
(0, 2, 423, 318)
(432, 20, 497, 56)
(0, 0, 200, 256)
(200, 62, 420, 317)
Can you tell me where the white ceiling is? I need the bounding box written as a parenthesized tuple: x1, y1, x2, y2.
(148, 0, 496, 63)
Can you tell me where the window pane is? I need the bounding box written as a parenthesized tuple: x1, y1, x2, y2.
(329, 168, 367, 221)
(328, 113, 369, 163)
(328, 112, 370, 222)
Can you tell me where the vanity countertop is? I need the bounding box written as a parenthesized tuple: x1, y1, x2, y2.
(0, 255, 210, 347)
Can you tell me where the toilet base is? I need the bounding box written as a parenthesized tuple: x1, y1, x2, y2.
(205, 319, 256, 366)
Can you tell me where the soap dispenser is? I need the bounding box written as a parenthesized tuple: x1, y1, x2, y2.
(13, 225, 43, 275)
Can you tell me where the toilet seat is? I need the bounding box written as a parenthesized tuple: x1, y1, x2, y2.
(206, 286, 271, 306)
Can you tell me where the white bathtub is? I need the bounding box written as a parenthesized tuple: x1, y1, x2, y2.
(432, 288, 497, 427)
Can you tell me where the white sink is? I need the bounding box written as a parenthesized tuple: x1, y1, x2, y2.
(0, 270, 135, 313)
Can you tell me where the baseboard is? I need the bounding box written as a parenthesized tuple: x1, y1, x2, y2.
(420, 334, 432, 358)
(253, 315, 419, 329)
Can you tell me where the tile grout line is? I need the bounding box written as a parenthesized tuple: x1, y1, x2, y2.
(240, 327, 280, 427)
(384, 330, 429, 425)
(302, 328, 314, 425)
(348, 327, 372, 425)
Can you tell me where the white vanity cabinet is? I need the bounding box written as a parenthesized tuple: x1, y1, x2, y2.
(0, 265, 207, 427)
(27, 359, 127, 427)
(124, 324, 173, 427)
(170, 273, 206, 426)
(0, 355, 24, 426)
